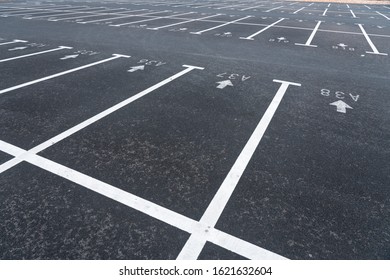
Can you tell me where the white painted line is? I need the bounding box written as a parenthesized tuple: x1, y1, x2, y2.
(322, 8, 328, 16)
(240, 18, 285, 40)
(0, 140, 198, 235)
(0, 139, 285, 260)
(327, 3, 331, 8)
(177, 80, 301, 260)
(308, 3, 314, 6)
(190, 16, 252, 35)
(0, 65, 204, 174)
(350, 10, 357, 18)
(376, 11, 390, 20)
(292, 7, 305, 14)
(265, 6, 283, 13)
(1, 6, 76, 16)
(358, 24, 388, 55)
(295, 21, 321, 47)
(0, 46, 72, 63)
(110, 11, 194, 27)
(78, 10, 169, 24)
(364, 5, 371, 10)
(0, 39, 27, 46)
(148, 13, 221, 30)
(0, 54, 130, 96)
(49, 8, 145, 21)
(346, 4, 350, 8)
(24, 7, 112, 19)
(289, 2, 298, 5)
(215, 3, 246, 10)
(240, 4, 264, 11)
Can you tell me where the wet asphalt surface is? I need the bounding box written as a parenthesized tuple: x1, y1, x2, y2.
(0, 0, 389, 259)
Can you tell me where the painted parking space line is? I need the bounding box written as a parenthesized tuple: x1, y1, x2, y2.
(322, 8, 328, 16)
(239, 18, 285, 40)
(215, 3, 246, 10)
(78, 9, 167, 24)
(0, 46, 72, 63)
(0, 39, 27, 46)
(240, 4, 264, 11)
(358, 24, 388, 55)
(177, 80, 301, 260)
(292, 7, 305, 14)
(23, 7, 114, 19)
(147, 13, 221, 30)
(265, 6, 283, 13)
(48, 8, 144, 21)
(376, 11, 390, 20)
(190, 16, 252, 35)
(295, 21, 321, 47)
(0, 54, 130, 96)
(364, 5, 371, 10)
(350, 10, 358, 18)
(0, 5, 75, 16)
(0, 64, 203, 176)
(0, 138, 284, 260)
(109, 11, 195, 27)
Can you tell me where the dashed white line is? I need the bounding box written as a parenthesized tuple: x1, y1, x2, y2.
(0, 54, 130, 95)
(240, 18, 285, 40)
(177, 80, 301, 260)
(0, 46, 72, 63)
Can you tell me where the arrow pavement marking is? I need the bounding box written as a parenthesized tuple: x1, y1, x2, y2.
(177, 79, 301, 260)
(240, 18, 285, 40)
(0, 64, 204, 175)
(127, 65, 145, 72)
(216, 79, 233, 89)
(358, 24, 388, 55)
(330, 100, 353, 113)
(0, 39, 27, 46)
(8, 46, 28, 51)
(0, 46, 72, 63)
(190, 15, 252, 35)
(60, 54, 79, 60)
(295, 21, 321, 47)
(0, 54, 130, 96)
(0, 138, 285, 260)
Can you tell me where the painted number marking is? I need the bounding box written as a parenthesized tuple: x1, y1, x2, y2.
(320, 89, 359, 102)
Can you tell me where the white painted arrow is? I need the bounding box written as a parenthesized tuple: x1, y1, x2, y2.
(8, 46, 28, 51)
(216, 80, 233, 89)
(127, 65, 145, 72)
(330, 100, 353, 113)
(60, 54, 79, 60)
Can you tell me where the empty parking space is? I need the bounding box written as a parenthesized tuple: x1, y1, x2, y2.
(0, 0, 389, 261)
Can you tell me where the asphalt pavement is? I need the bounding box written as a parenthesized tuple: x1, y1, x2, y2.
(0, 0, 389, 260)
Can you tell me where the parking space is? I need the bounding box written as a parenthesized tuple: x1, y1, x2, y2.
(0, 0, 389, 261)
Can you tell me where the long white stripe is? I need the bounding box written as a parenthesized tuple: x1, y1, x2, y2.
(265, 6, 283, 13)
(49, 8, 142, 21)
(0, 54, 130, 95)
(147, 13, 221, 30)
(190, 16, 252, 35)
(295, 21, 321, 47)
(376, 11, 390, 20)
(240, 18, 285, 40)
(110, 11, 194, 27)
(0, 46, 72, 63)
(0, 139, 285, 260)
(178, 80, 301, 259)
(78, 10, 169, 24)
(358, 24, 388, 55)
(0, 65, 203, 174)
(24, 7, 110, 19)
(0, 39, 27, 46)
